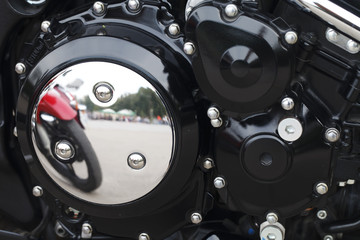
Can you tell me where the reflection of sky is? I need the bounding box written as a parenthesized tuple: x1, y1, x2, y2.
(57, 62, 155, 101)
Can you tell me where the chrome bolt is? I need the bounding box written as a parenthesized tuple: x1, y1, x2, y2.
(267, 233, 276, 240)
(13, 127, 18, 137)
(281, 97, 294, 111)
(326, 29, 339, 42)
(285, 31, 298, 45)
(15, 63, 26, 74)
(325, 128, 340, 142)
(324, 235, 334, 240)
(278, 118, 303, 142)
(139, 233, 150, 240)
(32, 186, 43, 197)
(214, 177, 226, 189)
(224, 4, 238, 18)
(41, 20, 51, 33)
(203, 158, 214, 170)
(128, 0, 140, 11)
(211, 118, 223, 128)
(94, 83, 114, 103)
(92, 1, 106, 16)
(207, 107, 220, 120)
(266, 212, 278, 224)
(190, 212, 202, 224)
(128, 153, 146, 170)
(81, 223, 92, 239)
(55, 140, 75, 161)
(317, 210, 327, 220)
(168, 23, 180, 36)
(346, 40, 360, 53)
(184, 42, 196, 55)
(315, 182, 328, 195)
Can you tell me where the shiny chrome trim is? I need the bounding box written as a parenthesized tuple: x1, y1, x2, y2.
(294, 0, 360, 42)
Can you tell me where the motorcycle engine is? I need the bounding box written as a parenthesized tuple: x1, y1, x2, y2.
(3, 0, 360, 239)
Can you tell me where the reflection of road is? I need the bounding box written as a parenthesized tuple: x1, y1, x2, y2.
(40, 120, 173, 204)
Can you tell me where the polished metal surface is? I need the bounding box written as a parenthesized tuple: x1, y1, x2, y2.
(31, 61, 174, 204)
(284, 31, 298, 45)
(224, 4, 238, 18)
(315, 182, 328, 195)
(185, 0, 207, 20)
(207, 107, 220, 120)
(281, 97, 294, 111)
(128, 0, 140, 11)
(92, 1, 105, 16)
(324, 235, 334, 240)
(203, 158, 214, 170)
(317, 210, 327, 220)
(25, 0, 46, 5)
(214, 177, 225, 189)
(15, 62, 26, 74)
(183, 42, 196, 55)
(32, 186, 43, 197)
(210, 118, 223, 128)
(93, 82, 114, 103)
(81, 223, 92, 239)
(55, 140, 75, 161)
(54, 221, 67, 238)
(326, 28, 360, 54)
(266, 213, 279, 224)
(277, 118, 303, 142)
(190, 212, 203, 224)
(41, 20, 50, 33)
(139, 233, 150, 240)
(294, 0, 360, 42)
(324, 128, 340, 142)
(168, 23, 180, 36)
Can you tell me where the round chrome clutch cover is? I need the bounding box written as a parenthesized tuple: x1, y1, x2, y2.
(31, 61, 174, 205)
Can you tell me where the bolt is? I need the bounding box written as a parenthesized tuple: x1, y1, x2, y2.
(81, 223, 92, 239)
(207, 107, 220, 120)
(326, 29, 339, 42)
(203, 158, 214, 170)
(281, 97, 294, 111)
(54, 221, 67, 238)
(211, 118, 223, 128)
(278, 118, 303, 142)
(128, 153, 146, 170)
(32, 186, 43, 197)
(15, 63, 26, 74)
(315, 182, 328, 195)
(317, 210, 327, 220)
(190, 212, 202, 224)
(224, 4, 238, 18)
(183, 42, 196, 55)
(13, 127, 18, 137)
(324, 235, 334, 240)
(214, 177, 226, 189)
(267, 233, 277, 240)
(266, 212, 278, 224)
(346, 40, 360, 53)
(285, 31, 298, 45)
(139, 233, 150, 240)
(128, 0, 140, 11)
(92, 1, 106, 16)
(347, 179, 355, 185)
(168, 23, 180, 36)
(325, 128, 340, 142)
(55, 140, 75, 161)
(41, 20, 51, 33)
(94, 83, 114, 103)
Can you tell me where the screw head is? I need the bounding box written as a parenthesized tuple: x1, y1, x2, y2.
(15, 63, 26, 74)
(326, 29, 339, 42)
(128, 0, 140, 11)
(81, 223, 92, 239)
(281, 97, 294, 110)
(55, 140, 75, 161)
(325, 128, 340, 142)
(317, 210, 327, 220)
(93, 1, 105, 15)
(128, 153, 146, 170)
(168, 23, 180, 36)
(32, 186, 43, 197)
(207, 107, 220, 120)
(346, 40, 360, 53)
(224, 4, 238, 18)
(324, 235, 334, 240)
(315, 182, 328, 195)
(203, 158, 214, 169)
(139, 233, 150, 240)
(266, 213, 279, 224)
(41, 20, 51, 33)
(211, 118, 223, 128)
(278, 118, 303, 142)
(94, 83, 114, 103)
(183, 42, 196, 55)
(214, 177, 226, 189)
(285, 31, 298, 45)
(190, 212, 202, 224)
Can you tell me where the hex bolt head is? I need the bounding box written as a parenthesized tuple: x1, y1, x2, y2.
(93, 1, 106, 16)
(15, 63, 26, 74)
(94, 83, 114, 103)
(346, 40, 360, 53)
(214, 177, 226, 189)
(317, 210, 327, 220)
(281, 97, 294, 111)
(139, 233, 150, 240)
(32, 186, 43, 197)
(55, 140, 75, 161)
(325, 128, 340, 142)
(315, 182, 328, 195)
(203, 158, 214, 170)
(168, 23, 180, 36)
(183, 42, 196, 55)
(128, 0, 140, 11)
(41, 20, 51, 33)
(207, 107, 220, 120)
(326, 29, 339, 42)
(211, 118, 223, 128)
(81, 223, 92, 239)
(324, 235, 334, 240)
(128, 153, 146, 170)
(190, 212, 202, 224)
(266, 212, 279, 224)
(224, 4, 238, 18)
(285, 31, 298, 45)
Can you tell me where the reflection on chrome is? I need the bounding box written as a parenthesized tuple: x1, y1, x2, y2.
(31, 61, 175, 204)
